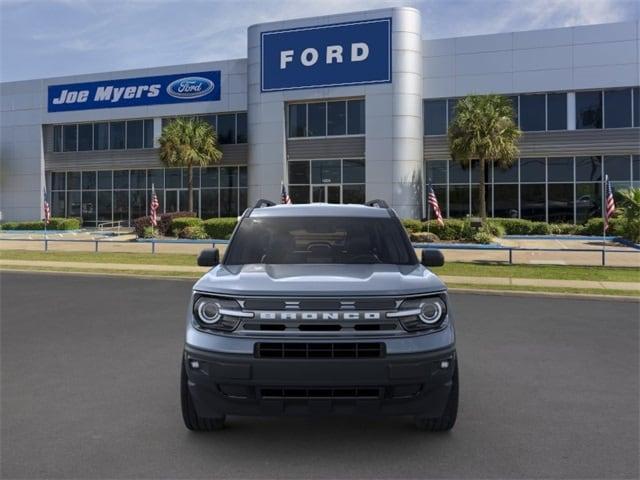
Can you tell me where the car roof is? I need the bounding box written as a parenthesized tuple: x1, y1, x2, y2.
(248, 203, 392, 218)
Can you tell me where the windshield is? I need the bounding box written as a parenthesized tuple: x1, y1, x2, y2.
(224, 216, 417, 265)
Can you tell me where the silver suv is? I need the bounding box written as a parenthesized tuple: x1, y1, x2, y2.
(181, 200, 458, 431)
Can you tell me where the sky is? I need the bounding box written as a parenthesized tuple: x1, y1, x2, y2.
(1, 0, 638, 82)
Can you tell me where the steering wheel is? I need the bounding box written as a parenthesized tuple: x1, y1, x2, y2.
(306, 242, 332, 251)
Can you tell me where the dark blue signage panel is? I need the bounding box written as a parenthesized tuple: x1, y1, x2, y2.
(261, 18, 391, 92)
(48, 71, 221, 112)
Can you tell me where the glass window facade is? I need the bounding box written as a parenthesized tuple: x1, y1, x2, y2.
(307, 102, 327, 137)
(327, 101, 346, 135)
(288, 99, 365, 138)
(287, 158, 365, 204)
(162, 112, 247, 144)
(216, 114, 236, 144)
(547, 93, 567, 130)
(423, 91, 601, 136)
(634, 87, 639, 128)
(78, 124, 93, 151)
(425, 154, 634, 223)
(47, 166, 248, 225)
(424, 99, 447, 135)
(520, 94, 545, 131)
(109, 122, 126, 149)
(576, 91, 602, 129)
(94, 122, 109, 150)
(51, 114, 247, 153)
(63, 124, 77, 152)
(604, 88, 632, 128)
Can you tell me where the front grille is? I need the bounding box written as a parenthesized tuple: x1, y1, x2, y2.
(243, 298, 398, 311)
(243, 323, 397, 332)
(255, 342, 385, 359)
(260, 387, 383, 399)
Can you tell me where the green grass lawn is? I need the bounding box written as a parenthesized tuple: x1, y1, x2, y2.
(1, 249, 638, 283)
(431, 262, 639, 283)
(0, 249, 197, 266)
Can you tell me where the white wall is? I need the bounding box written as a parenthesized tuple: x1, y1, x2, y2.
(0, 79, 45, 221)
(0, 60, 247, 221)
(423, 20, 640, 98)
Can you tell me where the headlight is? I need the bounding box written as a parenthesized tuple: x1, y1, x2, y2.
(192, 295, 252, 331)
(388, 295, 447, 331)
(418, 298, 445, 325)
(195, 298, 221, 324)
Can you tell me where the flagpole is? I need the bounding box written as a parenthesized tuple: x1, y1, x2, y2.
(602, 175, 606, 266)
(426, 180, 431, 234)
(43, 187, 48, 251)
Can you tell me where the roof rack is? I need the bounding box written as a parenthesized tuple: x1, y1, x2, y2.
(253, 199, 276, 208)
(365, 199, 389, 209)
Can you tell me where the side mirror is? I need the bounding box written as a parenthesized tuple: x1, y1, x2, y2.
(197, 248, 220, 267)
(421, 249, 444, 267)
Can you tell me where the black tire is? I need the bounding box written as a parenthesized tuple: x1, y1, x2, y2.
(414, 362, 458, 432)
(181, 362, 226, 431)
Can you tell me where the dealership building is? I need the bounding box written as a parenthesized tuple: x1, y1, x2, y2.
(1, 7, 638, 224)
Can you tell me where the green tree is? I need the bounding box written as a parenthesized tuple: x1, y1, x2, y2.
(158, 117, 222, 213)
(448, 94, 522, 220)
(616, 187, 640, 243)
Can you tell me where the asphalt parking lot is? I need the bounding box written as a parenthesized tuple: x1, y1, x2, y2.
(1, 272, 638, 479)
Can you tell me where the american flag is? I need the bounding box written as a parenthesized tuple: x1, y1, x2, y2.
(281, 181, 292, 204)
(43, 187, 51, 224)
(427, 183, 444, 226)
(150, 184, 160, 227)
(604, 174, 616, 231)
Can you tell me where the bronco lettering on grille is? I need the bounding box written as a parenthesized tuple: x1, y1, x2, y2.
(256, 312, 382, 321)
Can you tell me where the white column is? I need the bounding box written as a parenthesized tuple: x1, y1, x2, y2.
(567, 92, 576, 130)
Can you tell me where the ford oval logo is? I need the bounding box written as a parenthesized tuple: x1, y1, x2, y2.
(166, 76, 215, 99)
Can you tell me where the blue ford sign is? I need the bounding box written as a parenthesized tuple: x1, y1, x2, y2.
(48, 71, 221, 112)
(261, 18, 391, 92)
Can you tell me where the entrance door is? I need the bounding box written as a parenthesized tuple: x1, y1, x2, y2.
(311, 185, 341, 203)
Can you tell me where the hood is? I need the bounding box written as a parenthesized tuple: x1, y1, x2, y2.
(193, 264, 446, 297)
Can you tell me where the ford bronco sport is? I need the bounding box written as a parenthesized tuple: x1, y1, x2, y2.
(181, 200, 458, 431)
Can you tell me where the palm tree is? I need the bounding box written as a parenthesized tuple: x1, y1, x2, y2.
(616, 187, 640, 242)
(448, 94, 522, 220)
(158, 117, 222, 213)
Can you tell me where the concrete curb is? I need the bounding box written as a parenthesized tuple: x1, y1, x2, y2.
(447, 286, 640, 303)
(2, 266, 638, 301)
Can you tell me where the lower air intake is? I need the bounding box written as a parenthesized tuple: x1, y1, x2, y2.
(255, 342, 385, 359)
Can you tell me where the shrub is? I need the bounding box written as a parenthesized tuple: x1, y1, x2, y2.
(491, 218, 536, 235)
(133, 216, 153, 237)
(549, 223, 580, 235)
(473, 230, 494, 244)
(483, 221, 506, 238)
(421, 218, 467, 240)
(1, 221, 48, 230)
(529, 222, 551, 235)
(10, 217, 83, 230)
(48, 217, 81, 230)
(159, 211, 196, 236)
(142, 226, 156, 238)
(409, 231, 440, 243)
(580, 217, 624, 237)
(170, 217, 203, 237)
(0, 222, 19, 230)
(402, 219, 422, 233)
(203, 217, 238, 239)
(179, 225, 208, 240)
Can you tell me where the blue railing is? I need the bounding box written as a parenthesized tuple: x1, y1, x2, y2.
(1, 236, 638, 266)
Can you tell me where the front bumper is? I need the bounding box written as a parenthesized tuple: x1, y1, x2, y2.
(184, 344, 456, 417)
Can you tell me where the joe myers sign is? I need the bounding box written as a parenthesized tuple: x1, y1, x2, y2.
(48, 71, 221, 112)
(261, 18, 392, 92)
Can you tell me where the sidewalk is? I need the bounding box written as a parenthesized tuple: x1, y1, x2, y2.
(1, 259, 639, 293)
